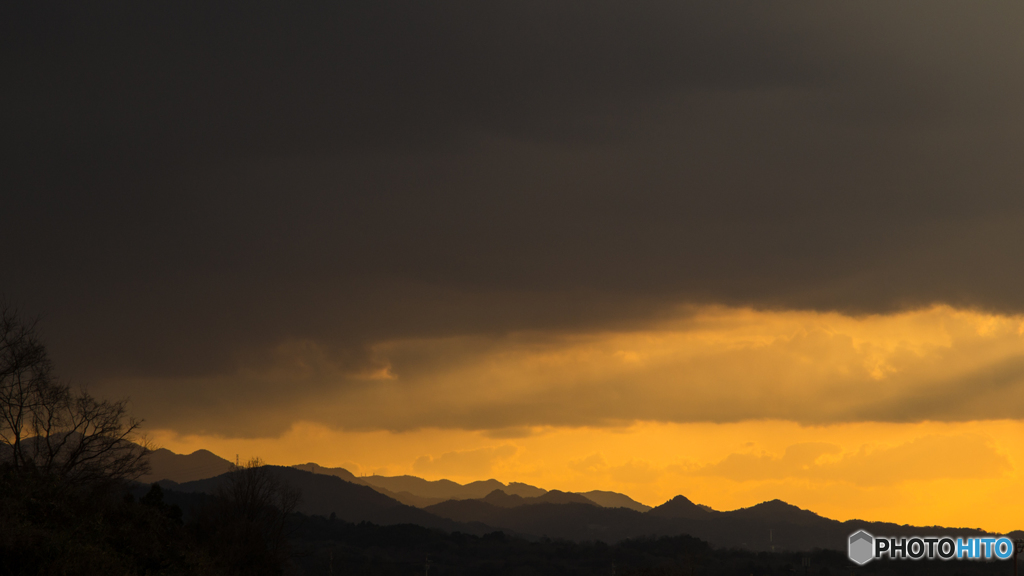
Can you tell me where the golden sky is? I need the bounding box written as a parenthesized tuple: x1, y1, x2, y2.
(10, 0, 1024, 545)
(149, 305, 1024, 533)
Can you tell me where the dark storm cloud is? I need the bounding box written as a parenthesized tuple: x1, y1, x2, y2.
(4, 1, 1024, 431)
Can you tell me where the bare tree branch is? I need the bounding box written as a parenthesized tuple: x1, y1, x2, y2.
(0, 303, 150, 485)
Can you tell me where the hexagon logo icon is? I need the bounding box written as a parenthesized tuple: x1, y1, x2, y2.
(848, 530, 874, 565)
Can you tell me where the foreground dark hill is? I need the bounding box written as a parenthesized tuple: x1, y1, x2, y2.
(159, 466, 492, 534)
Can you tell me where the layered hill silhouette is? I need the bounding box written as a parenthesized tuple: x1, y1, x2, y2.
(289, 461, 649, 511)
(291, 463, 549, 507)
(143, 449, 1016, 552)
(158, 465, 493, 535)
(423, 494, 1002, 551)
(143, 449, 649, 512)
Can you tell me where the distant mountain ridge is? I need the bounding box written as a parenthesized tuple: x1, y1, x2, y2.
(579, 490, 652, 512)
(290, 461, 650, 511)
(648, 494, 715, 519)
(158, 465, 493, 535)
(360, 473, 547, 501)
(292, 462, 360, 483)
(144, 450, 651, 513)
(481, 489, 598, 508)
(139, 448, 233, 484)
(142, 450, 1017, 552)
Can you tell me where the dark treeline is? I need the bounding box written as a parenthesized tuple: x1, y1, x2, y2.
(1, 305, 297, 575)
(4, 474, 1017, 576)
(0, 465, 295, 576)
(287, 514, 1016, 576)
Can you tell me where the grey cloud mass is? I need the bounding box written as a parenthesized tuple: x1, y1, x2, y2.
(4, 2, 1024, 433)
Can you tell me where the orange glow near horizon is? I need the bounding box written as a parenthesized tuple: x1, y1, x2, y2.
(149, 418, 1024, 533)
(142, 305, 1024, 533)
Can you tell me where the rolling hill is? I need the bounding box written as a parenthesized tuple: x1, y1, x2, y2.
(159, 465, 492, 534)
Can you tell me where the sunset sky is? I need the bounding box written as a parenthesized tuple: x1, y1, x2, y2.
(5, 2, 1024, 533)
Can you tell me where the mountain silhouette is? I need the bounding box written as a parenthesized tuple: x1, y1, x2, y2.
(425, 499, 659, 542)
(648, 494, 715, 519)
(480, 489, 526, 508)
(361, 474, 546, 501)
(292, 462, 361, 483)
(141, 451, 1014, 551)
(139, 448, 234, 484)
(289, 464, 551, 507)
(480, 489, 598, 508)
(134, 453, 639, 513)
(422, 495, 1003, 550)
(506, 481, 548, 498)
(724, 499, 825, 526)
(290, 463, 441, 506)
(288, 462, 619, 509)
(579, 490, 652, 512)
(159, 465, 492, 534)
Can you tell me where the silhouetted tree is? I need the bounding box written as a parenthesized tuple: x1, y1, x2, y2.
(194, 457, 300, 575)
(222, 457, 300, 560)
(0, 304, 149, 484)
(0, 305, 218, 575)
